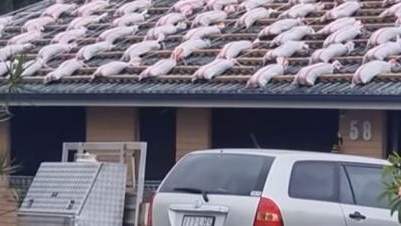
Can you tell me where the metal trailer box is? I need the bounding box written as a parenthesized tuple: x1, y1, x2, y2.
(17, 162, 127, 226)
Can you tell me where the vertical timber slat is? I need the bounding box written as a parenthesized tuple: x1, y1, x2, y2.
(176, 108, 211, 161)
(0, 121, 9, 154)
(86, 107, 138, 142)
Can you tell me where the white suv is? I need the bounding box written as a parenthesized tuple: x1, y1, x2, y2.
(150, 149, 398, 226)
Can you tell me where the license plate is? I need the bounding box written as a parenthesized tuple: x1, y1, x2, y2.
(182, 215, 215, 226)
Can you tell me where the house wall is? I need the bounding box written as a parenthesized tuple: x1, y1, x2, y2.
(86, 107, 138, 142)
(0, 121, 9, 155)
(338, 110, 387, 158)
(176, 108, 211, 161)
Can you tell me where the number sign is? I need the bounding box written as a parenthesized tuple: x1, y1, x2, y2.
(349, 120, 372, 141)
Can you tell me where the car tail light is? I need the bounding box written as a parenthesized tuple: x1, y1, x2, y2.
(253, 197, 283, 226)
(147, 192, 155, 226)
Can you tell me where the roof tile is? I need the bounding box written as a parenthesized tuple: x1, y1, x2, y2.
(0, 0, 401, 98)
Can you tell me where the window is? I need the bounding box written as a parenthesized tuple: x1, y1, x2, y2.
(344, 165, 389, 209)
(159, 153, 275, 196)
(289, 161, 338, 202)
(339, 167, 354, 204)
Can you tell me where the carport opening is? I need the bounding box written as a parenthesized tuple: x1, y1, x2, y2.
(10, 106, 86, 176)
(212, 108, 339, 152)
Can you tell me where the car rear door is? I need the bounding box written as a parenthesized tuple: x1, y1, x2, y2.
(152, 153, 275, 226)
(278, 160, 347, 226)
(339, 163, 398, 226)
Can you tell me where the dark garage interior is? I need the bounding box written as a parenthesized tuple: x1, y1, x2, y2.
(10, 107, 86, 176)
(212, 108, 339, 152)
(139, 107, 176, 180)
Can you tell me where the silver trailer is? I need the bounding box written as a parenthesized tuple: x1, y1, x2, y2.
(18, 161, 127, 226)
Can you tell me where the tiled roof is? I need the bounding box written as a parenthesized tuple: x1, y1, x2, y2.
(0, 0, 401, 103)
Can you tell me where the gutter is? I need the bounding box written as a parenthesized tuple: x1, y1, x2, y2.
(2, 93, 401, 110)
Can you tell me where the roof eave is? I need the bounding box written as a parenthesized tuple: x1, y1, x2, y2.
(1, 93, 401, 110)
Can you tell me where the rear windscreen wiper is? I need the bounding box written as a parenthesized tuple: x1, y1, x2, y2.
(173, 187, 209, 203)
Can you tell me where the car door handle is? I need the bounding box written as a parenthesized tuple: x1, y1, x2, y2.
(349, 211, 366, 220)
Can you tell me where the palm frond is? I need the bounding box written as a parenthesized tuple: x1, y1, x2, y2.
(0, 151, 20, 175)
(5, 53, 26, 93)
(0, 53, 27, 122)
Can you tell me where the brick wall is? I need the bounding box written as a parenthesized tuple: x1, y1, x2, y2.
(176, 108, 211, 161)
(338, 110, 387, 159)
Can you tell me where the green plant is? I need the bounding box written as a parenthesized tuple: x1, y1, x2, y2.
(13, 187, 28, 207)
(381, 152, 401, 223)
(0, 53, 27, 217)
(0, 151, 19, 176)
(0, 53, 27, 122)
(0, 54, 25, 212)
(0, 150, 22, 201)
(0, 151, 22, 216)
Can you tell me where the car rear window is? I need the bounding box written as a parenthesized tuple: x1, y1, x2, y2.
(289, 161, 338, 202)
(159, 153, 275, 196)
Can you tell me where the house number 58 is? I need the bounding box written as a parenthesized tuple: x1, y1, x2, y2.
(349, 120, 372, 141)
